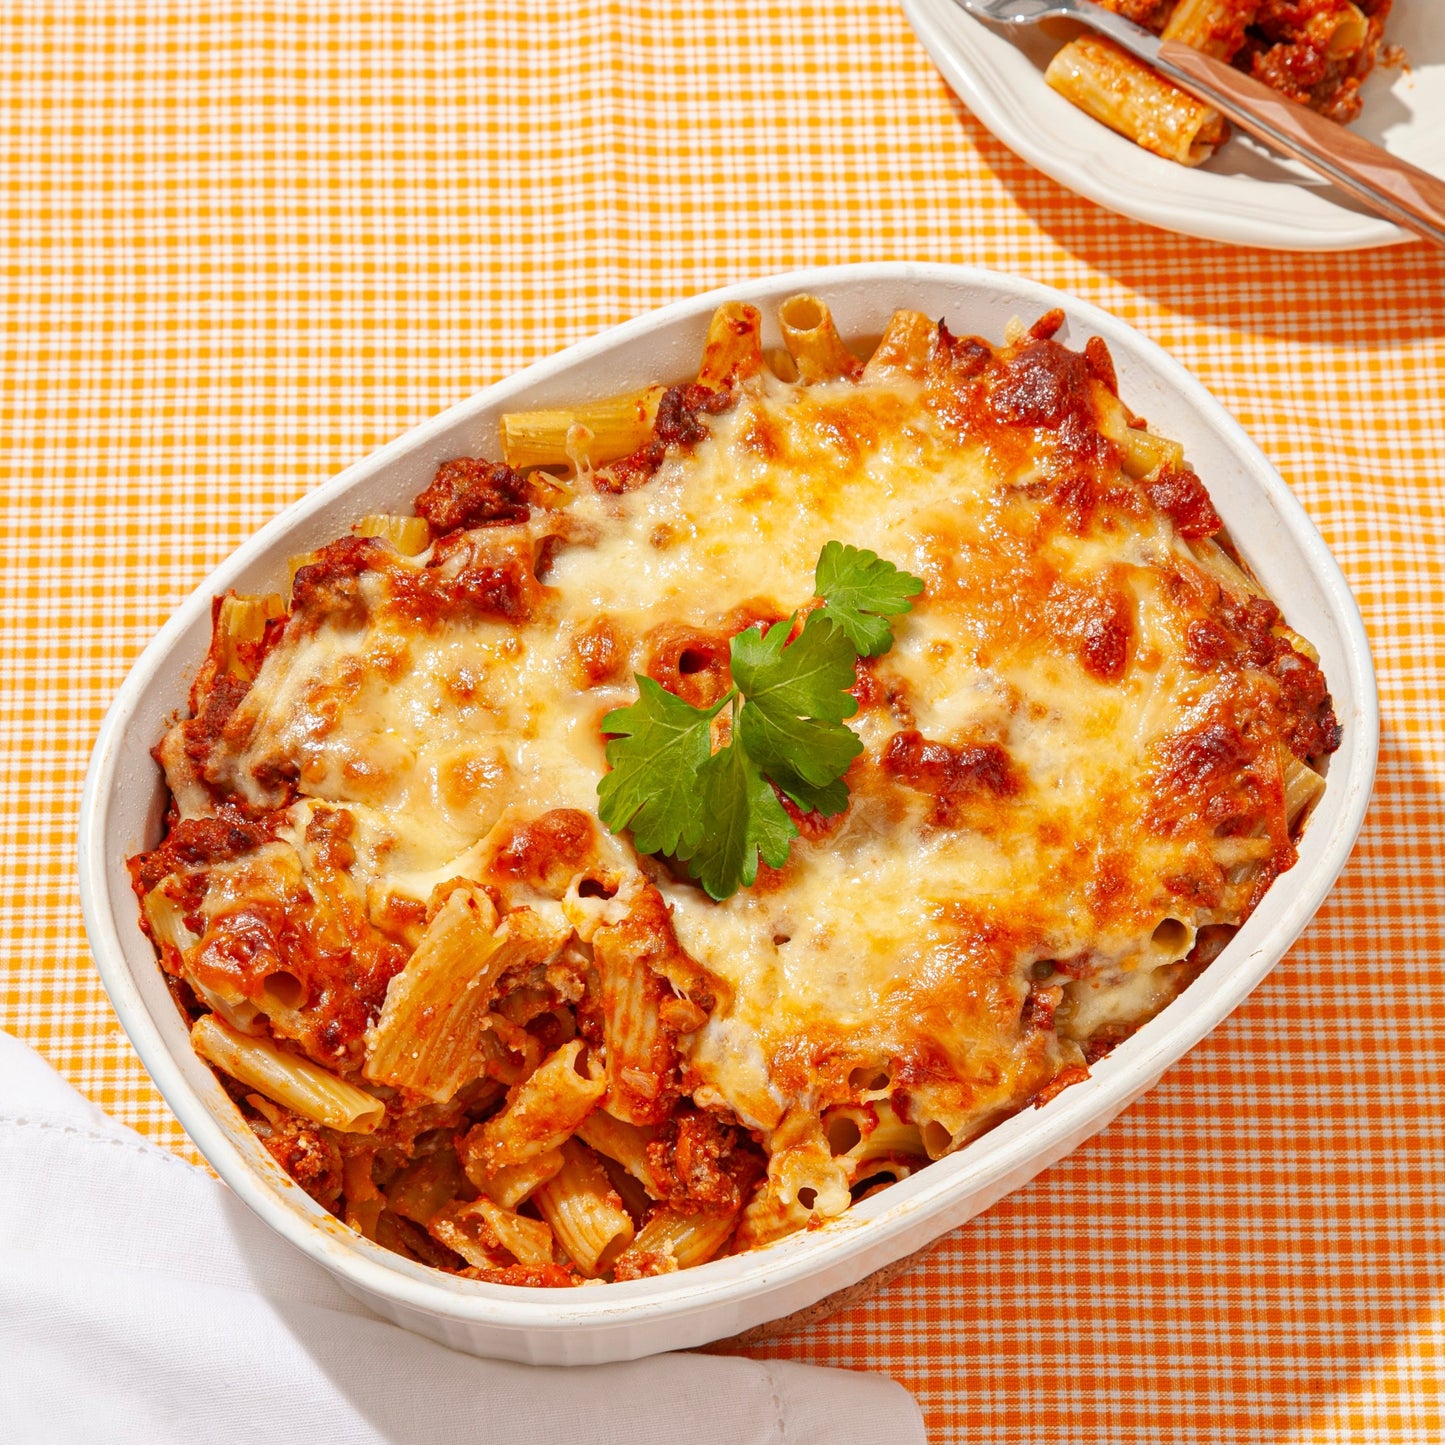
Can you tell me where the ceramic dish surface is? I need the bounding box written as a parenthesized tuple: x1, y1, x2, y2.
(79, 264, 1378, 1364)
(904, 0, 1445, 250)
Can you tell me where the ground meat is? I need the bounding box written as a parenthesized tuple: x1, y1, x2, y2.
(414, 457, 531, 534)
(597, 384, 732, 492)
(254, 1109, 344, 1209)
(645, 1109, 755, 1215)
(129, 806, 283, 897)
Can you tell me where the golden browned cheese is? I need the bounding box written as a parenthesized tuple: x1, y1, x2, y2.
(130, 309, 1339, 1281)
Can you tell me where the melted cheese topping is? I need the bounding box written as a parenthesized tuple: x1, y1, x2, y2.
(140, 322, 1336, 1261)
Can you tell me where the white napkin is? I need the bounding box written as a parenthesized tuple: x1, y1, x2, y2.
(0, 1031, 924, 1444)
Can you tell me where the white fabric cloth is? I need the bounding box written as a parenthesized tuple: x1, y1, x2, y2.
(0, 1031, 925, 1444)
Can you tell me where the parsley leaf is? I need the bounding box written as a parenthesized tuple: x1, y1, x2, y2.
(737, 703, 852, 817)
(595, 540, 923, 900)
(597, 676, 725, 857)
(732, 612, 861, 816)
(814, 540, 924, 657)
(729, 612, 860, 724)
(675, 727, 798, 901)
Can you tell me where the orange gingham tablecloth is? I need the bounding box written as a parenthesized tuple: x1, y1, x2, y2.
(4, 4, 1442, 1440)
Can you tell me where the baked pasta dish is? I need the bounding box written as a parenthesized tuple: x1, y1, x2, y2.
(129, 296, 1340, 1285)
(1045, 1, 1395, 166)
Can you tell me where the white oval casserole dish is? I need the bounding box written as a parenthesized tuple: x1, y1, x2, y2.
(78, 263, 1378, 1365)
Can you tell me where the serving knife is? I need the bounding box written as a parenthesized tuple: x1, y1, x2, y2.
(949, 0, 1445, 249)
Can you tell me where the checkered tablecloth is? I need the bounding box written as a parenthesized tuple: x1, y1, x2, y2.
(4, 4, 1442, 1441)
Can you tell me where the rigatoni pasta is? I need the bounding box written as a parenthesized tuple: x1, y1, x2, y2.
(500, 385, 666, 471)
(364, 889, 568, 1102)
(129, 293, 1340, 1285)
(192, 1015, 385, 1134)
(1045, 34, 1228, 166)
(1043, 0, 1394, 166)
(533, 1140, 636, 1277)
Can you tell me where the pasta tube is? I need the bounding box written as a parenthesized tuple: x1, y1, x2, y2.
(778, 293, 862, 383)
(1161, 0, 1257, 57)
(458, 1140, 566, 1209)
(500, 384, 666, 470)
(1284, 754, 1327, 827)
(1045, 36, 1227, 166)
(215, 592, 286, 682)
(532, 1140, 635, 1277)
(354, 513, 432, 556)
(592, 918, 676, 1126)
(614, 1206, 739, 1277)
(470, 1039, 606, 1172)
(696, 302, 764, 389)
(575, 1112, 665, 1196)
(365, 887, 568, 1102)
(192, 1014, 384, 1134)
(862, 309, 936, 382)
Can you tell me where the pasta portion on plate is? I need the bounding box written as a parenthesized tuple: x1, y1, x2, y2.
(129, 295, 1340, 1284)
(1045, 0, 1395, 165)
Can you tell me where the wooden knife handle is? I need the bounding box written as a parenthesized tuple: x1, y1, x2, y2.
(1157, 40, 1445, 249)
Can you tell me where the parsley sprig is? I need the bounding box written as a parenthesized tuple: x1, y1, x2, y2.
(596, 543, 924, 900)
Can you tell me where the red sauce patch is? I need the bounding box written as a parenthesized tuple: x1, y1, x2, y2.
(1144, 465, 1223, 539)
(461, 1263, 579, 1288)
(385, 537, 545, 629)
(414, 456, 530, 534)
(304, 806, 357, 870)
(881, 730, 1021, 827)
(1164, 868, 1226, 909)
(1159, 719, 1251, 793)
(161, 670, 259, 810)
(777, 788, 848, 843)
(1032, 1062, 1091, 1107)
(849, 655, 887, 712)
(129, 807, 284, 898)
(1145, 714, 1292, 864)
(1028, 308, 1066, 341)
(1083, 333, 1119, 393)
(1185, 617, 1232, 669)
(1271, 646, 1342, 758)
(1184, 592, 1341, 760)
(192, 894, 408, 1069)
(934, 322, 994, 379)
(449, 555, 539, 622)
(988, 339, 1094, 431)
(1021, 982, 1062, 1032)
(723, 599, 787, 639)
(290, 536, 385, 626)
(637, 886, 720, 1008)
(1047, 581, 1135, 683)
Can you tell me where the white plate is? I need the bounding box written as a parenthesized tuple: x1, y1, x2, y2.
(904, 0, 1445, 250)
(80, 265, 1378, 1364)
